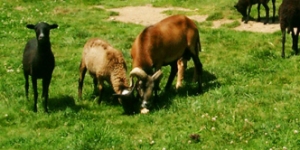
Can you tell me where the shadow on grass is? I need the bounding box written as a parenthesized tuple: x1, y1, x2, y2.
(48, 95, 88, 112)
(241, 16, 279, 24)
(77, 84, 141, 115)
(152, 68, 220, 111)
(84, 85, 121, 106)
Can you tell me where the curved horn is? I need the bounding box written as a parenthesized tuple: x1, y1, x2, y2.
(130, 67, 148, 80)
(152, 69, 163, 80)
(129, 67, 148, 88)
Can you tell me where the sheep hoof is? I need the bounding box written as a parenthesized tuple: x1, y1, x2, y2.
(141, 108, 149, 114)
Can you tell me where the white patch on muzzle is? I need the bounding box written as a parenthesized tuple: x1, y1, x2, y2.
(141, 108, 149, 114)
(121, 89, 130, 95)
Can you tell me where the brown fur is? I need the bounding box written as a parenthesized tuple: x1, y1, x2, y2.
(130, 15, 203, 111)
(78, 38, 128, 103)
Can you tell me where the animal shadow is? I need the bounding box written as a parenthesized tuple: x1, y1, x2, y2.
(257, 16, 279, 24)
(177, 68, 220, 95)
(87, 84, 121, 106)
(48, 95, 86, 112)
(152, 68, 220, 111)
(242, 16, 279, 24)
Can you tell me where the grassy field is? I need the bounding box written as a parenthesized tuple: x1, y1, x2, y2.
(1, 0, 299, 149)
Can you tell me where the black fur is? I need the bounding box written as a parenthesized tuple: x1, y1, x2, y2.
(234, 0, 276, 24)
(22, 22, 58, 112)
(279, 0, 300, 58)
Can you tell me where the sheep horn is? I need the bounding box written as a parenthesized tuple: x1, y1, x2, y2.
(129, 67, 148, 88)
(129, 76, 135, 88)
(129, 67, 148, 80)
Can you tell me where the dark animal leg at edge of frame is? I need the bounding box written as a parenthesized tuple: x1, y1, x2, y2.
(246, 5, 252, 23)
(281, 28, 286, 58)
(262, 3, 270, 24)
(24, 73, 29, 100)
(272, 0, 276, 22)
(257, 3, 261, 22)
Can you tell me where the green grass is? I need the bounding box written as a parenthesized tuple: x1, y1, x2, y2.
(221, 20, 241, 28)
(1, 0, 300, 149)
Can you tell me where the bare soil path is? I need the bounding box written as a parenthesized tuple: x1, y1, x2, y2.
(100, 4, 280, 33)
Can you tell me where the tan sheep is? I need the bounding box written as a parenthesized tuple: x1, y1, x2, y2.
(78, 38, 135, 113)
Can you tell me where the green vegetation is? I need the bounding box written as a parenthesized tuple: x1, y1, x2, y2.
(0, 0, 299, 149)
(221, 20, 240, 28)
(206, 12, 223, 21)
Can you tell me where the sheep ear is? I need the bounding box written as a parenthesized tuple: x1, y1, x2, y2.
(113, 91, 133, 102)
(50, 24, 58, 29)
(113, 89, 133, 97)
(26, 24, 35, 29)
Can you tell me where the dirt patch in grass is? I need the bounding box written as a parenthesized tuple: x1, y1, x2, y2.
(100, 4, 280, 33)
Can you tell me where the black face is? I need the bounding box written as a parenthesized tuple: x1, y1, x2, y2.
(26, 22, 58, 42)
(113, 88, 140, 115)
(121, 93, 140, 115)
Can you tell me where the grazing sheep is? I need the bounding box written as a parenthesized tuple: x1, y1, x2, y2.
(279, 0, 300, 58)
(234, 0, 276, 24)
(129, 15, 203, 114)
(22, 22, 58, 112)
(78, 38, 135, 113)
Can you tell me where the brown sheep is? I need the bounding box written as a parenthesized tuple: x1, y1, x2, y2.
(78, 38, 136, 114)
(129, 15, 203, 114)
(279, 0, 300, 58)
(234, 0, 276, 24)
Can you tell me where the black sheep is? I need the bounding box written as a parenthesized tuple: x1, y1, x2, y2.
(279, 0, 300, 58)
(234, 0, 276, 24)
(22, 22, 58, 112)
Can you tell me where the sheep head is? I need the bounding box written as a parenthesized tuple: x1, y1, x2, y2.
(129, 67, 163, 114)
(113, 82, 138, 115)
(27, 22, 58, 43)
(234, 2, 247, 19)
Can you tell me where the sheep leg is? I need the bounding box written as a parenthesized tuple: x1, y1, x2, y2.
(42, 77, 51, 113)
(176, 58, 187, 90)
(97, 80, 104, 104)
(192, 65, 198, 83)
(191, 55, 203, 93)
(93, 78, 98, 96)
(246, 5, 252, 23)
(262, 3, 269, 24)
(165, 61, 178, 90)
(257, 3, 261, 22)
(24, 73, 29, 100)
(292, 28, 299, 55)
(78, 63, 87, 100)
(296, 28, 300, 55)
(31, 77, 38, 112)
(281, 28, 286, 58)
(272, 0, 276, 22)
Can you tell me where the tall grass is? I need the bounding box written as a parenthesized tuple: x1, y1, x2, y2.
(0, 0, 299, 149)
